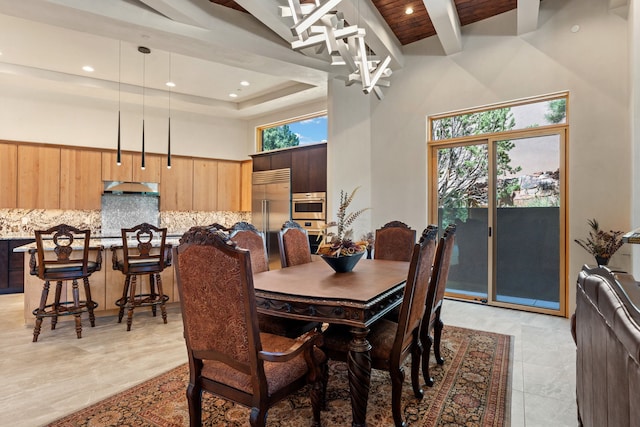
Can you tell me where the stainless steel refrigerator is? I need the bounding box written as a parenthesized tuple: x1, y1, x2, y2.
(252, 168, 291, 264)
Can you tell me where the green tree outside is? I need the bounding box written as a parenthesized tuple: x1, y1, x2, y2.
(262, 124, 300, 151)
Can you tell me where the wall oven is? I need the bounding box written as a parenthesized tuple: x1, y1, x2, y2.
(292, 192, 326, 221)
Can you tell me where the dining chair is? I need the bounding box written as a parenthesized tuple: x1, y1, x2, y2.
(278, 220, 312, 268)
(322, 227, 439, 427)
(421, 223, 457, 386)
(230, 221, 320, 338)
(111, 222, 171, 331)
(373, 220, 417, 262)
(174, 226, 327, 427)
(30, 224, 102, 342)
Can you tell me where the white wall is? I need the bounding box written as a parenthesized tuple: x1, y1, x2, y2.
(328, 0, 631, 314)
(0, 72, 249, 161)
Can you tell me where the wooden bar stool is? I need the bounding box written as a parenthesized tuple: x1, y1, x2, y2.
(30, 224, 102, 342)
(111, 223, 170, 331)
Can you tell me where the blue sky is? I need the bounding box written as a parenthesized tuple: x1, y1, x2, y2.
(288, 115, 327, 145)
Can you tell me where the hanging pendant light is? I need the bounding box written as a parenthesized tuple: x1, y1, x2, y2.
(139, 46, 150, 170)
(116, 41, 122, 165)
(167, 53, 172, 169)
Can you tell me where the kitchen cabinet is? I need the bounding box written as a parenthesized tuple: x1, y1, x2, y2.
(0, 142, 18, 208)
(17, 145, 61, 209)
(291, 144, 327, 193)
(252, 150, 291, 172)
(102, 151, 134, 181)
(0, 239, 33, 294)
(60, 148, 102, 210)
(160, 156, 193, 211)
(217, 161, 241, 211)
(240, 160, 252, 211)
(193, 158, 218, 211)
(132, 153, 162, 183)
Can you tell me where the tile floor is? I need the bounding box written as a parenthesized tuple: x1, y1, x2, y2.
(0, 293, 578, 426)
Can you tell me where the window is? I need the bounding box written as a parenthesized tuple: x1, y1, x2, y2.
(257, 113, 327, 152)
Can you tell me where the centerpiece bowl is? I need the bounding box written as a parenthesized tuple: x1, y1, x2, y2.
(320, 251, 365, 273)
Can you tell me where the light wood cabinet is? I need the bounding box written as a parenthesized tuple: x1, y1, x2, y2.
(132, 153, 162, 183)
(192, 159, 219, 211)
(102, 151, 133, 181)
(160, 156, 193, 211)
(240, 160, 252, 211)
(217, 161, 241, 211)
(0, 142, 18, 208)
(17, 145, 61, 209)
(60, 148, 103, 210)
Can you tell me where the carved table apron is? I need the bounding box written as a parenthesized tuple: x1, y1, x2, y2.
(253, 259, 409, 427)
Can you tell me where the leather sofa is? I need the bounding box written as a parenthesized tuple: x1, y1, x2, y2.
(573, 265, 640, 427)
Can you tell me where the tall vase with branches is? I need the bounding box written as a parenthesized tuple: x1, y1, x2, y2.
(574, 218, 624, 266)
(317, 187, 369, 257)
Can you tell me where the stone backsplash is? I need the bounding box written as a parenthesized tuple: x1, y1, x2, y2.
(0, 209, 250, 238)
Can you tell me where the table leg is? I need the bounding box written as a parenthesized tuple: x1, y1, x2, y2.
(348, 326, 372, 427)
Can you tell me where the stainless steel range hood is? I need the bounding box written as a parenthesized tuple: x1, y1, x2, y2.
(103, 181, 159, 195)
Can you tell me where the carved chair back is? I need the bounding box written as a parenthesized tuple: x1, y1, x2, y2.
(374, 220, 417, 262)
(115, 223, 168, 275)
(230, 221, 269, 274)
(278, 220, 312, 268)
(33, 223, 98, 281)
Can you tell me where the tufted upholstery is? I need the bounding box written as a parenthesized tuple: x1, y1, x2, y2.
(322, 227, 439, 427)
(278, 221, 312, 268)
(374, 221, 416, 262)
(175, 226, 327, 427)
(573, 265, 640, 427)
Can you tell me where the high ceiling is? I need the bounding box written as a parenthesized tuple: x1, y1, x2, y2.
(0, 0, 545, 120)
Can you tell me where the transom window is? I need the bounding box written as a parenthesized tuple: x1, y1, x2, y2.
(257, 113, 327, 152)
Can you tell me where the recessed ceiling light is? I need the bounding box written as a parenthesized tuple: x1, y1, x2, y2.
(166, 81, 176, 88)
(405, 7, 414, 15)
(240, 80, 250, 86)
(571, 25, 580, 33)
(229, 93, 238, 98)
(82, 65, 94, 72)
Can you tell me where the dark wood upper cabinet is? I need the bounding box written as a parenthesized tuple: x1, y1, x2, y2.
(252, 144, 326, 193)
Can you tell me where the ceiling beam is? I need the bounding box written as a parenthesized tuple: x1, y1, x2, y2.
(232, 0, 293, 42)
(517, 0, 540, 35)
(422, 0, 462, 55)
(137, 0, 212, 27)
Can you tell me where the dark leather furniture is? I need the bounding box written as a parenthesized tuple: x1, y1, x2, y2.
(573, 265, 640, 426)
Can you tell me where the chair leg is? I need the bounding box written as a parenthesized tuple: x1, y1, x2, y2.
(390, 366, 407, 427)
(32, 280, 51, 342)
(155, 273, 168, 324)
(52, 281, 63, 330)
(126, 275, 137, 331)
(186, 383, 202, 427)
(117, 276, 130, 323)
(249, 407, 268, 427)
(410, 341, 424, 400)
(71, 278, 83, 339)
(421, 329, 434, 387)
(149, 273, 157, 317)
(83, 276, 96, 327)
(434, 311, 444, 365)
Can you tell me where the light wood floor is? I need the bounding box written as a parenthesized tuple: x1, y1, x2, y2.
(0, 293, 577, 427)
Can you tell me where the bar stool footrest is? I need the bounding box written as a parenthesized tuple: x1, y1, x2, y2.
(32, 301, 99, 317)
(115, 294, 169, 308)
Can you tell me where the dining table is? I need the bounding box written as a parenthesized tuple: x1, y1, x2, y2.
(252, 258, 410, 427)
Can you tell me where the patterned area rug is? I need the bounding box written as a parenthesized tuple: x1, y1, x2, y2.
(49, 325, 512, 426)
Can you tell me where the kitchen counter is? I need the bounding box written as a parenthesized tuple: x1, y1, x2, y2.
(12, 235, 184, 253)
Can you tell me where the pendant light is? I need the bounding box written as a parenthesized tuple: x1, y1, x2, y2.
(139, 46, 150, 170)
(116, 41, 122, 165)
(167, 53, 172, 169)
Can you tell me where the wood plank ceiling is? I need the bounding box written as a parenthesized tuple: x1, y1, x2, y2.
(209, 0, 517, 46)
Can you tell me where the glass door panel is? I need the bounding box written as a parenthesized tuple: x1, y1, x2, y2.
(436, 144, 489, 301)
(493, 134, 562, 310)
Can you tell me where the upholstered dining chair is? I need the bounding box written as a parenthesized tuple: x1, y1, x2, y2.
(230, 221, 320, 338)
(278, 220, 312, 268)
(322, 227, 439, 427)
(421, 223, 457, 387)
(30, 224, 101, 342)
(373, 220, 417, 262)
(111, 222, 170, 331)
(174, 226, 327, 427)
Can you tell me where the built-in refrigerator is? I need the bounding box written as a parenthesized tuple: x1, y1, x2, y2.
(252, 168, 291, 264)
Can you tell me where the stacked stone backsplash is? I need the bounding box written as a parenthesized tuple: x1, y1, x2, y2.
(0, 209, 250, 238)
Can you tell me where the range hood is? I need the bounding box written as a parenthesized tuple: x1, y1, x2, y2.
(103, 181, 159, 195)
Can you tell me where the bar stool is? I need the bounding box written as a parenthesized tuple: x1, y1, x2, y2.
(111, 223, 170, 331)
(30, 224, 102, 342)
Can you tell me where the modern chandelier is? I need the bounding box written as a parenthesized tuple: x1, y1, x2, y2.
(282, 0, 392, 100)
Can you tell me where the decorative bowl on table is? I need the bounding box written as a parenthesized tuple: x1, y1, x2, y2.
(320, 251, 365, 273)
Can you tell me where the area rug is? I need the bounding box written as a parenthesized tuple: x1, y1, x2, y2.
(48, 325, 512, 426)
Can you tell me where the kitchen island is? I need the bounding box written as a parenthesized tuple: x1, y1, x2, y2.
(14, 235, 183, 324)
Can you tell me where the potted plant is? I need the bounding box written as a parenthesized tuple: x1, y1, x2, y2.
(316, 187, 369, 272)
(574, 218, 624, 266)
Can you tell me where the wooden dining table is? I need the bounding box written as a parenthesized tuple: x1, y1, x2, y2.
(252, 258, 410, 427)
